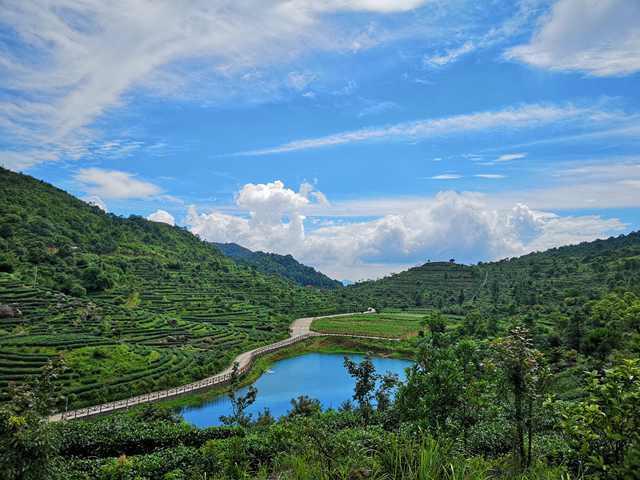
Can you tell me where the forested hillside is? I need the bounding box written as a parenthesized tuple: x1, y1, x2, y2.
(346, 233, 640, 316)
(213, 242, 342, 289)
(0, 168, 355, 408)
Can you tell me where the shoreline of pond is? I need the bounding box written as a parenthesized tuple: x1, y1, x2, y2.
(150, 335, 416, 413)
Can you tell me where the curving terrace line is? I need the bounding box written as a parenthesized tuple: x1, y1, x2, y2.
(49, 311, 396, 422)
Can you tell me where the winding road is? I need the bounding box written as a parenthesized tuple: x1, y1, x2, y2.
(49, 312, 394, 422)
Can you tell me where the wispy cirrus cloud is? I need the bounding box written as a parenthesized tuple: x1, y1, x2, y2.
(233, 103, 636, 156)
(0, 0, 430, 170)
(475, 174, 506, 179)
(497, 152, 527, 162)
(422, 0, 546, 69)
(428, 174, 462, 180)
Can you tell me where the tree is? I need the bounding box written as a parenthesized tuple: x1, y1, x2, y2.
(0, 359, 66, 479)
(564, 309, 584, 352)
(220, 362, 257, 428)
(343, 355, 377, 423)
(422, 311, 447, 343)
(455, 339, 484, 449)
(490, 279, 500, 304)
(288, 395, 322, 417)
(493, 326, 547, 471)
(374, 372, 399, 414)
(397, 336, 463, 436)
(462, 310, 483, 337)
(553, 359, 640, 479)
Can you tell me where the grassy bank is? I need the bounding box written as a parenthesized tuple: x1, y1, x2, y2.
(311, 312, 424, 338)
(145, 335, 416, 411)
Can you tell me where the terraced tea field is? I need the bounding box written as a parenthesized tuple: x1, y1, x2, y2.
(0, 260, 350, 410)
(345, 262, 480, 310)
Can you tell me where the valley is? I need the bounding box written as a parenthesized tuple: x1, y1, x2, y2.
(1, 168, 639, 479)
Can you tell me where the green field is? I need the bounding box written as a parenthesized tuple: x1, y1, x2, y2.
(311, 312, 424, 338)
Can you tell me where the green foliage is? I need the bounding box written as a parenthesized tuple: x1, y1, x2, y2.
(220, 362, 258, 428)
(214, 242, 343, 289)
(312, 312, 424, 338)
(0, 167, 355, 408)
(0, 360, 65, 479)
(553, 359, 640, 479)
(2, 167, 640, 479)
(493, 327, 549, 471)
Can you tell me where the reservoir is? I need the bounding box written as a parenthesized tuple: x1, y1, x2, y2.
(181, 352, 412, 427)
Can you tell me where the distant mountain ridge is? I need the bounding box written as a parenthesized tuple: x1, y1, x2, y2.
(343, 232, 640, 314)
(213, 242, 342, 289)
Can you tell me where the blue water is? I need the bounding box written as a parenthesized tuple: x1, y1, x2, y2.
(181, 352, 412, 428)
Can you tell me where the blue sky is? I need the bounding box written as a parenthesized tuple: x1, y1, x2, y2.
(1, 0, 639, 280)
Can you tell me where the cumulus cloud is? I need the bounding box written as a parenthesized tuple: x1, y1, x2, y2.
(147, 209, 175, 225)
(506, 0, 640, 76)
(185, 180, 626, 280)
(187, 181, 327, 253)
(74, 168, 161, 199)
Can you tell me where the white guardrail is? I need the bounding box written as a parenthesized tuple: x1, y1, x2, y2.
(54, 332, 315, 421)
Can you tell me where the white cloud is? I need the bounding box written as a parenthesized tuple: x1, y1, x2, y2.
(147, 209, 175, 225)
(287, 71, 316, 91)
(185, 180, 626, 280)
(497, 152, 527, 162)
(82, 195, 107, 212)
(321, 0, 429, 13)
(429, 174, 462, 180)
(0, 0, 429, 170)
(187, 180, 328, 254)
(506, 0, 640, 76)
(421, 0, 546, 69)
(475, 174, 505, 179)
(358, 101, 399, 117)
(424, 41, 475, 68)
(74, 168, 162, 199)
(233, 103, 630, 155)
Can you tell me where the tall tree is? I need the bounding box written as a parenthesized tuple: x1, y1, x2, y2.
(493, 326, 547, 470)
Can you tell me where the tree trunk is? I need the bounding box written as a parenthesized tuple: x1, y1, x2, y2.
(514, 371, 525, 470)
(526, 395, 533, 468)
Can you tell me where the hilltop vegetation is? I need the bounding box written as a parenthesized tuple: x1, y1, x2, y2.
(0, 167, 357, 408)
(213, 242, 342, 289)
(345, 233, 640, 316)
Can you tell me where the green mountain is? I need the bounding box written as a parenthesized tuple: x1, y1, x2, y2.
(213, 242, 342, 289)
(1, 165, 639, 411)
(0, 167, 355, 408)
(344, 232, 640, 317)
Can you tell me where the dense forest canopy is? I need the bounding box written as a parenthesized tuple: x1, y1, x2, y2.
(213, 242, 343, 289)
